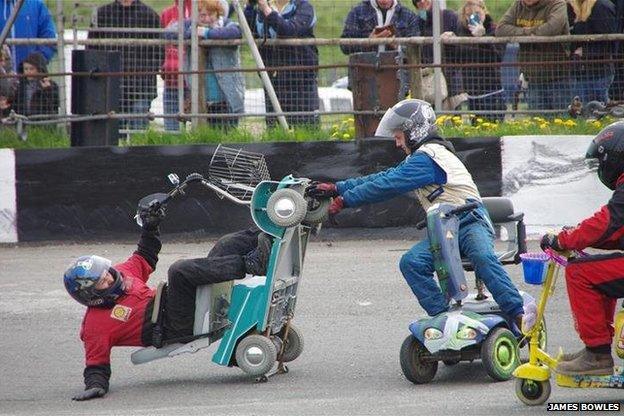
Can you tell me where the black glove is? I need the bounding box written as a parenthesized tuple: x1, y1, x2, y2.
(540, 233, 562, 252)
(306, 182, 339, 199)
(139, 205, 166, 231)
(72, 387, 106, 401)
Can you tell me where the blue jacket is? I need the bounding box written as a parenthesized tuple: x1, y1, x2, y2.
(336, 152, 446, 207)
(244, 0, 318, 67)
(164, 18, 245, 114)
(340, 0, 419, 55)
(0, 0, 56, 72)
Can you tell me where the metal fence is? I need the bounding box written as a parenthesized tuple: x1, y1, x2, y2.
(1, 0, 623, 138)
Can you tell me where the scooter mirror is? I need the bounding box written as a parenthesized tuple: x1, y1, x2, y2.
(168, 173, 180, 186)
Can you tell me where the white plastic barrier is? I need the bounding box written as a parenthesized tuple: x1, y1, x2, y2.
(501, 135, 611, 235)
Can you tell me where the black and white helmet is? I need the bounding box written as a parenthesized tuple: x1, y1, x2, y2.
(375, 99, 438, 149)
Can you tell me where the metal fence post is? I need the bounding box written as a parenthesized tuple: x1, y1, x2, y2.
(177, 0, 185, 132)
(190, 0, 199, 129)
(432, 0, 442, 112)
(55, 0, 67, 133)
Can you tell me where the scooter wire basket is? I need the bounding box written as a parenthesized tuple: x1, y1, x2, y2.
(208, 145, 271, 203)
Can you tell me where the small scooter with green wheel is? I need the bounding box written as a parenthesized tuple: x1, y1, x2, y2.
(514, 248, 624, 406)
(400, 198, 543, 384)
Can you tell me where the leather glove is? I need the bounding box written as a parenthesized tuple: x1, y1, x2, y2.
(540, 233, 562, 252)
(329, 196, 344, 215)
(306, 182, 339, 199)
(72, 387, 106, 401)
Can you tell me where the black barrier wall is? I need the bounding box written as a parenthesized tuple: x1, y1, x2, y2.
(15, 138, 501, 241)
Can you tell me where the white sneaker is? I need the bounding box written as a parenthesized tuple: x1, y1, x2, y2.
(522, 299, 538, 333)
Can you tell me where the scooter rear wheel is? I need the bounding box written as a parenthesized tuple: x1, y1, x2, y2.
(481, 327, 520, 381)
(399, 335, 438, 384)
(279, 323, 304, 363)
(267, 188, 307, 228)
(515, 378, 551, 406)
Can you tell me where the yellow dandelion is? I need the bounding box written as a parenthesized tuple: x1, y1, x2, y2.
(564, 120, 577, 127)
(553, 118, 564, 125)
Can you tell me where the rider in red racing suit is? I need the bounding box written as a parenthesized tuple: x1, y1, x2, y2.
(65, 222, 271, 401)
(541, 121, 624, 376)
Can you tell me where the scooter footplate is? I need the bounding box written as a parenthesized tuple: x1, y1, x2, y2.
(556, 367, 624, 388)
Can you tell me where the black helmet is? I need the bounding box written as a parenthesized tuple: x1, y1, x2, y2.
(586, 121, 624, 190)
(63, 255, 125, 308)
(375, 99, 438, 150)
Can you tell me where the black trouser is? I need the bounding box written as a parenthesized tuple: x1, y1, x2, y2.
(163, 227, 261, 340)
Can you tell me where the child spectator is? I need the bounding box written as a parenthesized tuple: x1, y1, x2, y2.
(164, 0, 244, 129)
(13, 52, 59, 117)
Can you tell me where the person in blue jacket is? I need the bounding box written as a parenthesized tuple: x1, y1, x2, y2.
(244, 0, 319, 127)
(0, 0, 57, 72)
(307, 99, 527, 330)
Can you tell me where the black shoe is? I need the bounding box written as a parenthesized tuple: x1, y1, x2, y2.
(244, 233, 272, 276)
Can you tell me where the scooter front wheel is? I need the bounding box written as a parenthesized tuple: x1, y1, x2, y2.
(481, 327, 520, 381)
(515, 377, 551, 406)
(399, 335, 438, 384)
(235, 334, 278, 377)
(267, 188, 307, 228)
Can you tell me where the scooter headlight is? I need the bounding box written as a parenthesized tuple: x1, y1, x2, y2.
(457, 326, 477, 340)
(424, 327, 443, 340)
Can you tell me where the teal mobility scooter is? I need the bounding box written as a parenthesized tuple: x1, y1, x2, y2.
(130, 145, 329, 380)
(400, 198, 544, 383)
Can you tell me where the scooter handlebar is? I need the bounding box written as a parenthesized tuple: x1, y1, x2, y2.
(446, 202, 479, 217)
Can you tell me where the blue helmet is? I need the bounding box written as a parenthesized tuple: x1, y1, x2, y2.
(63, 255, 125, 308)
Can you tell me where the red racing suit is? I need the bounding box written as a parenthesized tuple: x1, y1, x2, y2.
(556, 174, 624, 347)
(78, 230, 161, 393)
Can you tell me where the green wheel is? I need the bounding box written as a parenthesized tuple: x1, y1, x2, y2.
(515, 378, 551, 406)
(399, 335, 438, 384)
(481, 327, 520, 381)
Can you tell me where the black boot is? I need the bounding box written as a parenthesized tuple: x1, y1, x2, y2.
(244, 233, 272, 276)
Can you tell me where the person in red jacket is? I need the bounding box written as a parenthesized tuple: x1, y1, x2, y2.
(161, 0, 192, 131)
(541, 120, 624, 376)
(64, 212, 272, 401)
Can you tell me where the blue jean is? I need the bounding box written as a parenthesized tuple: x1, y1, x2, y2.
(576, 74, 614, 104)
(123, 98, 152, 131)
(527, 79, 573, 112)
(163, 87, 180, 132)
(399, 204, 524, 318)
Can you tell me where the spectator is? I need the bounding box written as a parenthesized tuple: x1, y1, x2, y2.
(161, 0, 192, 132)
(340, 0, 420, 55)
(568, 0, 617, 104)
(181, 0, 244, 128)
(88, 0, 164, 131)
(0, 0, 56, 72)
(244, 0, 320, 128)
(496, 0, 572, 113)
(13, 52, 59, 117)
(0, 45, 15, 119)
(412, 0, 463, 106)
(608, 0, 624, 100)
(451, 0, 506, 121)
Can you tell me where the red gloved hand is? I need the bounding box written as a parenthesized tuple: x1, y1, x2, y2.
(329, 196, 344, 215)
(306, 182, 339, 199)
